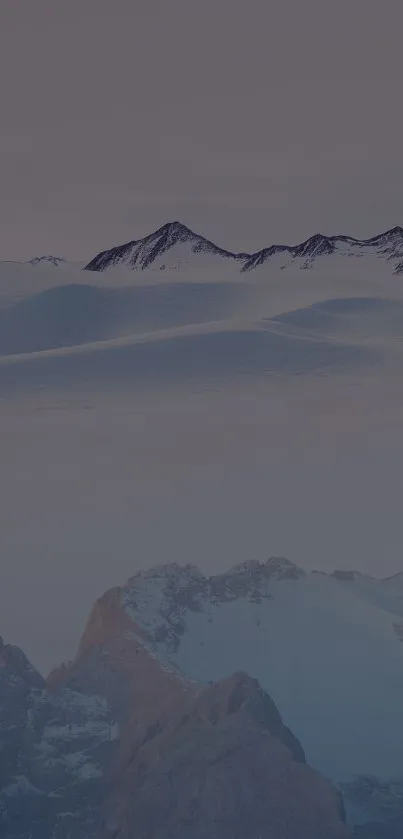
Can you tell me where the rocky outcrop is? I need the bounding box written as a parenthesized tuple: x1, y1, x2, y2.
(1, 581, 352, 839)
(110, 672, 349, 839)
(0, 637, 118, 839)
(84, 221, 403, 274)
(54, 588, 349, 838)
(85, 221, 249, 272)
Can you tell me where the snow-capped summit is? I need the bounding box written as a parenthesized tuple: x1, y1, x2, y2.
(292, 233, 336, 259)
(84, 221, 403, 275)
(85, 220, 249, 272)
(3, 557, 402, 836)
(28, 255, 67, 267)
(116, 557, 403, 796)
(365, 224, 403, 249)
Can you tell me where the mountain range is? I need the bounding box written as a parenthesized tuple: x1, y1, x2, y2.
(2, 558, 403, 837)
(28, 256, 67, 268)
(83, 221, 403, 274)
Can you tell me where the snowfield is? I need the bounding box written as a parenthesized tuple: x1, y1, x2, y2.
(122, 559, 403, 785)
(1, 220, 403, 685)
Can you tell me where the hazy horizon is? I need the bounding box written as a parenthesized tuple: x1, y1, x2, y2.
(1, 0, 402, 261)
(4, 216, 403, 266)
(1, 0, 403, 678)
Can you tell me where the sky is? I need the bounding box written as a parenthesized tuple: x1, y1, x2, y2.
(1, 0, 403, 261)
(3, 372, 403, 674)
(1, 1, 403, 673)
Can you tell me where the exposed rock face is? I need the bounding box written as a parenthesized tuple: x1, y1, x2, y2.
(6, 556, 403, 835)
(117, 559, 403, 797)
(85, 221, 249, 272)
(0, 637, 118, 839)
(84, 221, 403, 274)
(111, 672, 348, 839)
(0, 586, 351, 839)
(27, 255, 67, 267)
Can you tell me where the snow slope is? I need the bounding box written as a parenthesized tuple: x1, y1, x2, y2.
(120, 559, 403, 787)
(84, 220, 403, 275)
(2, 250, 403, 392)
(85, 221, 250, 272)
(2, 222, 403, 740)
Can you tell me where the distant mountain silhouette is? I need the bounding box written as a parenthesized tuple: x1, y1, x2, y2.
(84, 222, 403, 273)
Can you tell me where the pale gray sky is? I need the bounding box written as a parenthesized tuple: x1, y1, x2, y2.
(0, 0, 402, 260)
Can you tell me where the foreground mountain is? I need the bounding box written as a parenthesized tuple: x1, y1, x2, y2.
(114, 560, 403, 787)
(0, 619, 349, 839)
(0, 636, 118, 839)
(2, 557, 403, 836)
(84, 221, 403, 274)
(96, 558, 403, 835)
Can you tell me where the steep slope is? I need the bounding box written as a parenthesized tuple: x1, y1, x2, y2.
(0, 605, 350, 839)
(243, 226, 403, 271)
(56, 586, 349, 839)
(0, 637, 118, 839)
(110, 672, 348, 839)
(84, 221, 403, 274)
(116, 559, 403, 790)
(85, 221, 250, 272)
(28, 256, 67, 267)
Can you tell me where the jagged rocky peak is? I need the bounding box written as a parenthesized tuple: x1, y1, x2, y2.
(127, 560, 205, 588)
(242, 243, 291, 271)
(109, 667, 349, 839)
(153, 219, 199, 240)
(28, 255, 66, 267)
(0, 621, 351, 839)
(117, 557, 307, 654)
(211, 556, 304, 601)
(85, 219, 248, 272)
(0, 635, 118, 839)
(83, 219, 403, 274)
(0, 636, 45, 690)
(358, 225, 403, 262)
(232, 555, 304, 581)
(126, 556, 303, 592)
(293, 232, 336, 258)
(367, 225, 403, 244)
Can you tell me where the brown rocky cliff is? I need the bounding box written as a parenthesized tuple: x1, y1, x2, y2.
(49, 584, 196, 747)
(46, 585, 351, 839)
(109, 672, 350, 839)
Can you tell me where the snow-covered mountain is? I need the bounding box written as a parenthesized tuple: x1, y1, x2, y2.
(2, 558, 403, 836)
(84, 221, 403, 274)
(28, 255, 67, 267)
(2, 563, 402, 838)
(243, 227, 403, 272)
(0, 628, 348, 839)
(85, 221, 250, 273)
(15, 554, 400, 837)
(0, 636, 118, 839)
(113, 558, 403, 826)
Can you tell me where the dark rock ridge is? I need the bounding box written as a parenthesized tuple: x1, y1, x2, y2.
(4, 556, 403, 837)
(109, 672, 348, 839)
(0, 591, 350, 839)
(85, 221, 250, 272)
(28, 255, 67, 267)
(84, 221, 403, 273)
(114, 557, 403, 839)
(0, 636, 118, 839)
